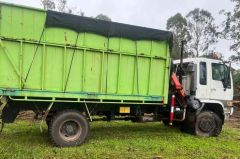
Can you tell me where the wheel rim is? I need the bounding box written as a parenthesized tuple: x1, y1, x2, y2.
(198, 117, 216, 133)
(59, 119, 82, 142)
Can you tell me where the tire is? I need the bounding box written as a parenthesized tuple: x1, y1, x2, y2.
(49, 110, 90, 147)
(46, 118, 51, 127)
(195, 111, 222, 137)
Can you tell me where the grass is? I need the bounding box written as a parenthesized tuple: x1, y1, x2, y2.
(0, 120, 240, 159)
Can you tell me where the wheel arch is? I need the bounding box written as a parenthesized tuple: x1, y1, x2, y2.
(46, 103, 88, 123)
(200, 100, 225, 124)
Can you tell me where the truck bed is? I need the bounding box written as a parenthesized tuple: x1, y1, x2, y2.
(0, 2, 172, 104)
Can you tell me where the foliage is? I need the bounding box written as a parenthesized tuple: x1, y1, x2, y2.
(0, 120, 240, 159)
(166, 9, 218, 58)
(78, 11, 85, 16)
(55, 0, 78, 14)
(56, 0, 67, 12)
(221, 0, 240, 61)
(233, 71, 240, 86)
(230, 53, 240, 62)
(41, 0, 55, 10)
(186, 8, 218, 57)
(40, 1, 110, 19)
(166, 13, 189, 59)
(221, 0, 240, 93)
(95, 14, 112, 21)
(233, 71, 240, 94)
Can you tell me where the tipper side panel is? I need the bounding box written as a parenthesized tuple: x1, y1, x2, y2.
(0, 3, 170, 104)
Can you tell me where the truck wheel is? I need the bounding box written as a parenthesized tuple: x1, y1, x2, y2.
(195, 111, 222, 137)
(46, 118, 51, 127)
(49, 110, 89, 147)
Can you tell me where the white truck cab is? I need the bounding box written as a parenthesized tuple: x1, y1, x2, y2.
(174, 58, 234, 120)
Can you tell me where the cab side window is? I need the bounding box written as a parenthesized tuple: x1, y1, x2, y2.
(200, 62, 207, 85)
(212, 63, 225, 81)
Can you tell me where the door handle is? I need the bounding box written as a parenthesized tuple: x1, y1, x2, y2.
(211, 88, 216, 91)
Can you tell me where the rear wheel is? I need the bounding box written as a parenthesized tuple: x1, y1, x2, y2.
(46, 117, 51, 127)
(49, 110, 89, 147)
(195, 111, 222, 137)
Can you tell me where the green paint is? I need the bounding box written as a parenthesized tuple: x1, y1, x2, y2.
(0, 3, 171, 104)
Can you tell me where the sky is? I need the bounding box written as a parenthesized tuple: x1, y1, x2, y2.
(0, 0, 237, 62)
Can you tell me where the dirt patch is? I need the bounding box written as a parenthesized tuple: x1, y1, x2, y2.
(17, 111, 36, 121)
(227, 106, 240, 128)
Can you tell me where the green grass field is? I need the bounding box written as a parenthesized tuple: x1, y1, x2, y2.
(0, 120, 239, 159)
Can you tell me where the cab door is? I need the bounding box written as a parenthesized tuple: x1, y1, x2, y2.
(196, 61, 209, 99)
(210, 63, 233, 100)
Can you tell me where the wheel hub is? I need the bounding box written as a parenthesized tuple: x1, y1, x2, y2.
(65, 124, 75, 136)
(59, 120, 82, 141)
(199, 118, 215, 132)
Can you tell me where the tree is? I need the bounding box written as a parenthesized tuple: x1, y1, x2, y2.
(95, 14, 112, 21)
(221, 0, 240, 61)
(79, 11, 85, 16)
(230, 53, 240, 62)
(41, 0, 55, 10)
(186, 8, 218, 57)
(57, 0, 67, 12)
(166, 13, 189, 59)
(40, 0, 84, 15)
(73, 9, 85, 16)
(56, 0, 75, 14)
(233, 70, 240, 95)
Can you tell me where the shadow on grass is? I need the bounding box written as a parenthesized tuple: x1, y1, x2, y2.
(91, 122, 179, 132)
(1, 120, 240, 159)
(0, 120, 190, 147)
(90, 121, 192, 141)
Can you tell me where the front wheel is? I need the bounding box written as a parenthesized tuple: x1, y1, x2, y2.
(195, 111, 222, 137)
(49, 110, 90, 147)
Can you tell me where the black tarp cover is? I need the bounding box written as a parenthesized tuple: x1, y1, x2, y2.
(46, 10, 173, 47)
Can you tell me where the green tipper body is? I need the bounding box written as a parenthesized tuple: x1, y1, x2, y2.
(0, 3, 171, 104)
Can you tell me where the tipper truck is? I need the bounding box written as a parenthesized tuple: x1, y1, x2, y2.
(0, 2, 234, 147)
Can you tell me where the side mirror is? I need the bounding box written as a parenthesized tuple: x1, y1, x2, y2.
(222, 63, 231, 90)
(221, 79, 228, 90)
